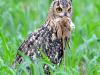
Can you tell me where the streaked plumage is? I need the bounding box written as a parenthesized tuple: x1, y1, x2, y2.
(13, 0, 75, 75)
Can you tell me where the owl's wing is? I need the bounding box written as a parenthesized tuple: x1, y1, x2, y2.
(18, 32, 36, 53)
(14, 34, 35, 65)
(14, 27, 42, 64)
(14, 25, 66, 66)
(14, 26, 52, 65)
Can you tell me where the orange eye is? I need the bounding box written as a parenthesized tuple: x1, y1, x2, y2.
(56, 7, 62, 13)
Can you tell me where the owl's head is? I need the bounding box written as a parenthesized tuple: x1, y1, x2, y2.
(49, 0, 72, 18)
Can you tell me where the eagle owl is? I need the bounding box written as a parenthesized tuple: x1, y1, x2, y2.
(14, 0, 75, 74)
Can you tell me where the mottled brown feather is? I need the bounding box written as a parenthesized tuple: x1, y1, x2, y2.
(13, 0, 74, 75)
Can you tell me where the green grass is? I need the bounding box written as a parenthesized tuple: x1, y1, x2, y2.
(0, 0, 100, 75)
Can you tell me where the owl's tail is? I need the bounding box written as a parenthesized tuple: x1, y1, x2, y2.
(12, 54, 23, 68)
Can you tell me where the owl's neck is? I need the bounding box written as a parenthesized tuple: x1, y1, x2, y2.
(44, 13, 71, 50)
(44, 13, 71, 40)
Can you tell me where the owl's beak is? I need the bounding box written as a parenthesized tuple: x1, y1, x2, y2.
(64, 13, 67, 16)
(63, 12, 71, 18)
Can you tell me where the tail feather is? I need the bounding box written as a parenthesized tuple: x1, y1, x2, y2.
(12, 54, 23, 68)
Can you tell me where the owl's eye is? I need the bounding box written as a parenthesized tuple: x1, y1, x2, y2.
(68, 7, 71, 13)
(56, 7, 63, 13)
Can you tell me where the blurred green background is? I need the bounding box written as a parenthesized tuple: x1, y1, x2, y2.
(0, 0, 100, 75)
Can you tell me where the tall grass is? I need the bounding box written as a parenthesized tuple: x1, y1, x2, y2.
(0, 0, 100, 75)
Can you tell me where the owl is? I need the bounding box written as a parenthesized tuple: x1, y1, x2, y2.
(14, 0, 75, 75)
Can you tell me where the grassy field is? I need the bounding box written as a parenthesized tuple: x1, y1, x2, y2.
(0, 0, 100, 75)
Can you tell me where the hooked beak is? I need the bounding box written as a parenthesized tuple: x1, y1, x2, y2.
(63, 12, 71, 18)
(64, 12, 67, 16)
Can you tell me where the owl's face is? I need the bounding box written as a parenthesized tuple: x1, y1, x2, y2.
(52, 0, 72, 18)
